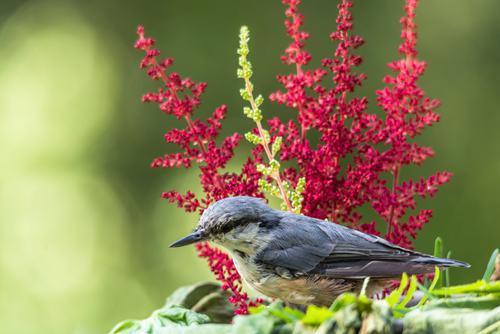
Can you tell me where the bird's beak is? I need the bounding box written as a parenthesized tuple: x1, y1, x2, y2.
(169, 230, 204, 248)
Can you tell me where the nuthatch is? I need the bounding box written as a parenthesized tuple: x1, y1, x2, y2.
(170, 196, 469, 306)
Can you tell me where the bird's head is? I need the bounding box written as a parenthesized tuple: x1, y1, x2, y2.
(169, 196, 275, 250)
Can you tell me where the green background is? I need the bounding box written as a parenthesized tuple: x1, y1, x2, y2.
(0, 0, 498, 333)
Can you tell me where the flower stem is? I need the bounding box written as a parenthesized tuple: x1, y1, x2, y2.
(184, 114, 207, 155)
(387, 165, 400, 236)
(244, 78, 293, 211)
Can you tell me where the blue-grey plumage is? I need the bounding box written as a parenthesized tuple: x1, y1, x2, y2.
(170, 196, 469, 306)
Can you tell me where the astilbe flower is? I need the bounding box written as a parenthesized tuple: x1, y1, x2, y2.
(135, 0, 450, 313)
(135, 26, 263, 314)
(268, 0, 450, 248)
(373, 0, 451, 245)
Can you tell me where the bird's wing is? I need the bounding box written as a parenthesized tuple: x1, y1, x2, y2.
(255, 214, 337, 273)
(255, 213, 463, 279)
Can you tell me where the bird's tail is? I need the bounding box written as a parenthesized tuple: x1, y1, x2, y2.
(412, 256, 470, 268)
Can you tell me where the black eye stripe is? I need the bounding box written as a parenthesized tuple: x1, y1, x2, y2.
(210, 218, 253, 235)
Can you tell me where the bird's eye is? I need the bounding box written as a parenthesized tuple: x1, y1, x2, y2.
(258, 221, 273, 230)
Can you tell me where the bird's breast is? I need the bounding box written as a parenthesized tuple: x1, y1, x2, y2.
(232, 255, 357, 306)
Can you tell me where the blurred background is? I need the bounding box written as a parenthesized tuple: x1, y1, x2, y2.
(0, 0, 498, 332)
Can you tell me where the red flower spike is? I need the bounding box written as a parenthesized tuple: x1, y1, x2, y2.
(135, 26, 263, 313)
(268, 0, 449, 245)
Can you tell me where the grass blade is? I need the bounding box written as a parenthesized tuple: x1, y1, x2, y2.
(360, 277, 370, 297)
(415, 266, 440, 307)
(399, 275, 417, 308)
(386, 273, 408, 307)
(434, 237, 443, 289)
(482, 248, 499, 281)
(445, 251, 452, 287)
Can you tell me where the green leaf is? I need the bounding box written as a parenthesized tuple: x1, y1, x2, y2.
(434, 237, 443, 289)
(283, 307, 305, 321)
(431, 280, 500, 296)
(231, 313, 276, 334)
(483, 248, 499, 281)
(478, 321, 500, 334)
(403, 295, 500, 334)
(108, 305, 212, 334)
(445, 251, 452, 287)
(109, 282, 238, 333)
(109, 320, 140, 334)
(156, 306, 210, 326)
(301, 305, 334, 325)
(398, 275, 418, 309)
(385, 273, 408, 307)
(248, 305, 266, 315)
(166, 281, 222, 309)
(433, 237, 442, 258)
(268, 307, 303, 324)
(191, 291, 234, 324)
(329, 293, 358, 312)
(422, 294, 500, 310)
(415, 266, 440, 307)
(415, 281, 438, 304)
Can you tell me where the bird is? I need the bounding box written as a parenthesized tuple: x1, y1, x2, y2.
(169, 196, 469, 306)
